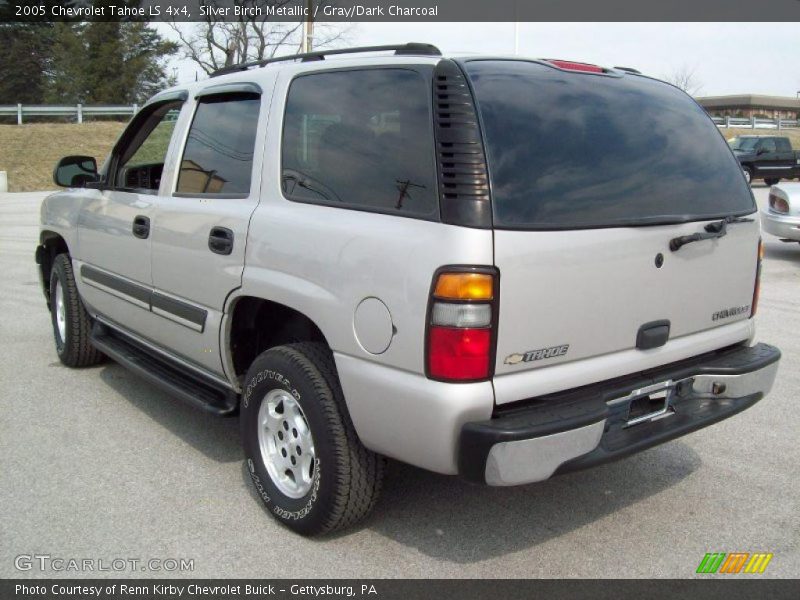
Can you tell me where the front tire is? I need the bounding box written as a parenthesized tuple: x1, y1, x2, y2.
(742, 167, 752, 185)
(49, 254, 104, 367)
(240, 342, 385, 535)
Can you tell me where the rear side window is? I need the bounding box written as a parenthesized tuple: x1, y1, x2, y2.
(176, 95, 260, 196)
(776, 138, 791, 152)
(464, 60, 755, 229)
(281, 68, 438, 219)
(760, 138, 777, 153)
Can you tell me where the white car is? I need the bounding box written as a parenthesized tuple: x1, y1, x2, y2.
(763, 183, 800, 243)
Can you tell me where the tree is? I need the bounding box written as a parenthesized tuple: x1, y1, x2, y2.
(46, 22, 178, 104)
(169, 0, 352, 75)
(0, 23, 54, 104)
(663, 64, 703, 96)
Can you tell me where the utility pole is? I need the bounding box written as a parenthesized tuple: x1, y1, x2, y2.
(302, 0, 314, 53)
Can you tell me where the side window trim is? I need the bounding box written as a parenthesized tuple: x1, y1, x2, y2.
(196, 82, 262, 99)
(107, 99, 185, 195)
(172, 91, 262, 198)
(278, 65, 441, 222)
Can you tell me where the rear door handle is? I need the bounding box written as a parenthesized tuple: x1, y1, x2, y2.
(132, 215, 150, 239)
(208, 226, 234, 255)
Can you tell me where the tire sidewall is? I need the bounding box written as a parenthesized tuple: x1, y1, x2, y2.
(743, 167, 752, 184)
(49, 258, 69, 357)
(240, 349, 340, 535)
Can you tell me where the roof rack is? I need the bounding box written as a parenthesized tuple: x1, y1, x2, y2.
(613, 66, 642, 75)
(210, 43, 442, 78)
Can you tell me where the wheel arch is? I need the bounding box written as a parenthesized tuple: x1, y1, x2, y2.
(37, 230, 71, 305)
(224, 295, 332, 383)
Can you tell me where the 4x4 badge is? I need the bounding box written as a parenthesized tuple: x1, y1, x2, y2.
(505, 344, 570, 365)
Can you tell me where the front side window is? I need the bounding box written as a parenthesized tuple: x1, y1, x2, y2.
(115, 103, 181, 193)
(176, 95, 261, 196)
(281, 68, 438, 219)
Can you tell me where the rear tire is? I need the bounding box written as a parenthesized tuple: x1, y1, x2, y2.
(764, 178, 780, 186)
(49, 254, 104, 367)
(240, 342, 385, 535)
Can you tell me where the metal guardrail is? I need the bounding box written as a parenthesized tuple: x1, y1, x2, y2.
(711, 116, 799, 130)
(0, 104, 139, 124)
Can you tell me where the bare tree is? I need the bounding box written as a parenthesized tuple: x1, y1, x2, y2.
(168, 0, 353, 75)
(662, 64, 703, 96)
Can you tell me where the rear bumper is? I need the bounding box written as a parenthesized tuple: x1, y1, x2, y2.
(761, 210, 800, 241)
(459, 342, 780, 486)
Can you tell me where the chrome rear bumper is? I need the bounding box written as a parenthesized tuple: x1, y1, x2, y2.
(459, 343, 780, 486)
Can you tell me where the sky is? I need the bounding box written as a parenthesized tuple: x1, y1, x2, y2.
(155, 22, 800, 98)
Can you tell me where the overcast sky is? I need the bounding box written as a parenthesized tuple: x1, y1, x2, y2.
(156, 22, 800, 98)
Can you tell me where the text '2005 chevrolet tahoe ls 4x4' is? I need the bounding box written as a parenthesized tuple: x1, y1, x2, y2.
(37, 44, 781, 535)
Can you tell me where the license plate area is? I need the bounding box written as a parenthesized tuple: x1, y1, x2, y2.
(608, 380, 678, 428)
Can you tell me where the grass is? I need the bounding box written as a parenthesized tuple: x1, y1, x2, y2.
(0, 121, 126, 192)
(1, 122, 799, 193)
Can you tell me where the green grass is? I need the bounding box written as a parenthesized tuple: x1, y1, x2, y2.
(0, 122, 127, 192)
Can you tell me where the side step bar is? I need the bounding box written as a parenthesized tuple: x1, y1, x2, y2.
(90, 324, 238, 416)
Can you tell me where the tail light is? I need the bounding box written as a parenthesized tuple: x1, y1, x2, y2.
(768, 193, 789, 214)
(426, 269, 498, 382)
(751, 239, 763, 318)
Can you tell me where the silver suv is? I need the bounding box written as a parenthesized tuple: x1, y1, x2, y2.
(36, 44, 781, 535)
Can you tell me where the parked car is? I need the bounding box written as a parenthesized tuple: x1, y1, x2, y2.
(36, 44, 781, 535)
(728, 135, 800, 185)
(762, 182, 800, 243)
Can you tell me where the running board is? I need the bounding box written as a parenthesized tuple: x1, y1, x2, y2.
(90, 325, 238, 416)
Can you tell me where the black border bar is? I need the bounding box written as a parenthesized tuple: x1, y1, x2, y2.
(2, 0, 800, 23)
(2, 579, 799, 600)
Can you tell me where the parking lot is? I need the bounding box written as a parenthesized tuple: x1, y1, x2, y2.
(0, 186, 797, 578)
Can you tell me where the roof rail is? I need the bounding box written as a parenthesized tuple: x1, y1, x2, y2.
(210, 43, 442, 78)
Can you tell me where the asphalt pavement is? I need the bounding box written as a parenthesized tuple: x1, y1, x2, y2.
(1, 187, 797, 578)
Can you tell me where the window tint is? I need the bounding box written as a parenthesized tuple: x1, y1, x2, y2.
(281, 68, 438, 219)
(464, 60, 754, 229)
(116, 104, 180, 192)
(776, 138, 791, 152)
(176, 95, 260, 195)
(760, 138, 776, 153)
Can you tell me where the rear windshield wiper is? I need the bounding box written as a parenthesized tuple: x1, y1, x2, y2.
(669, 216, 754, 252)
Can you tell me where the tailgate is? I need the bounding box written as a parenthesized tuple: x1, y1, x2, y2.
(461, 58, 759, 404)
(493, 221, 759, 389)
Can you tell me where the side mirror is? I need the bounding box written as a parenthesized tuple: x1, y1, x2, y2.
(53, 155, 98, 188)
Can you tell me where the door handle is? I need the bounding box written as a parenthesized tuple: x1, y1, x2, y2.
(208, 226, 234, 255)
(132, 215, 150, 239)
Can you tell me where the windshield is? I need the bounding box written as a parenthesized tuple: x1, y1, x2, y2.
(728, 137, 760, 151)
(464, 60, 755, 229)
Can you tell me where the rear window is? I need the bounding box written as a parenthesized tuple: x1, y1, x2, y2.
(464, 60, 755, 229)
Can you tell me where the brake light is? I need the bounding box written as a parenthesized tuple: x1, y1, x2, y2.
(751, 239, 763, 318)
(769, 193, 789, 214)
(427, 269, 497, 382)
(547, 59, 604, 73)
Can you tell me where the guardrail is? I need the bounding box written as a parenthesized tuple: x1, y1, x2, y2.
(0, 104, 139, 124)
(711, 116, 799, 130)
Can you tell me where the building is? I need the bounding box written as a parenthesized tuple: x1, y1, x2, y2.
(695, 95, 800, 120)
